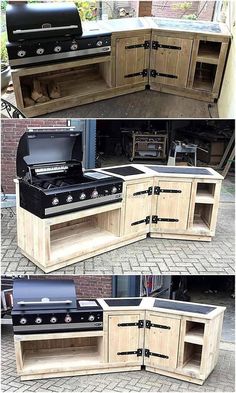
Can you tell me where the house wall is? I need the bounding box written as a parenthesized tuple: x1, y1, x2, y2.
(218, 2, 236, 118)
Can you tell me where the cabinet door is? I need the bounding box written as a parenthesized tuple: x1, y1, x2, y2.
(151, 180, 192, 233)
(150, 33, 193, 88)
(123, 180, 153, 235)
(115, 34, 150, 86)
(145, 312, 181, 370)
(108, 313, 144, 364)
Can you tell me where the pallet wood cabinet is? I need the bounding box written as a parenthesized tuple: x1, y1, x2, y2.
(150, 33, 193, 88)
(14, 299, 225, 383)
(115, 33, 150, 86)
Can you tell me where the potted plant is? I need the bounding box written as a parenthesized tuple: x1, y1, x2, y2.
(1, 31, 11, 89)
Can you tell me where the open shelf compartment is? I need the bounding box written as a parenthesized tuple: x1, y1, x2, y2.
(182, 342, 202, 373)
(197, 41, 221, 64)
(50, 209, 121, 261)
(195, 183, 216, 203)
(185, 321, 205, 345)
(21, 335, 103, 373)
(193, 62, 217, 91)
(20, 59, 112, 110)
(193, 203, 213, 231)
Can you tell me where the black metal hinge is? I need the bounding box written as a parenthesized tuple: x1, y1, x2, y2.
(125, 41, 150, 50)
(150, 69, 178, 79)
(146, 320, 171, 330)
(118, 320, 144, 328)
(152, 41, 181, 51)
(152, 216, 179, 224)
(131, 216, 150, 226)
(133, 187, 153, 196)
(145, 349, 169, 359)
(154, 187, 182, 195)
(117, 348, 143, 357)
(125, 69, 148, 79)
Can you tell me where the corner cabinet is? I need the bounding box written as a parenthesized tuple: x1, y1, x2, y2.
(150, 33, 193, 88)
(115, 33, 151, 87)
(107, 312, 145, 365)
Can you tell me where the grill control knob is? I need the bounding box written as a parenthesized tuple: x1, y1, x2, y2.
(35, 317, 42, 324)
(54, 45, 62, 53)
(70, 43, 78, 51)
(79, 192, 86, 200)
(17, 50, 26, 58)
(20, 317, 27, 325)
(36, 47, 45, 55)
(52, 197, 59, 206)
(88, 315, 95, 322)
(66, 195, 73, 203)
(91, 190, 99, 199)
(50, 317, 57, 324)
(65, 315, 72, 323)
(111, 186, 118, 194)
(96, 40, 103, 47)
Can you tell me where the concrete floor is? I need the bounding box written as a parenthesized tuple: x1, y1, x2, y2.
(2, 89, 219, 118)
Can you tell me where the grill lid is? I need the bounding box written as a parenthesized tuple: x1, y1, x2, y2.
(13, 279, 77, 311)
(6, 2, 83, 42)
(16, 131, 83, 179)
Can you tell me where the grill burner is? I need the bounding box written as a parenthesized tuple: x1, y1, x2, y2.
(6, 2, 111, 68)
(16, 131, 124, 218)
(12, 279, 103, 334)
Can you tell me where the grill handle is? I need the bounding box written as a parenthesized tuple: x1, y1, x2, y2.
(17, 300, 72, 305)
(13, 25, 79, 34)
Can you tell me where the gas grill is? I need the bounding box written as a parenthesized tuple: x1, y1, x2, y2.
(6, 2, 111, 68)
(11, 279, 103, 334)
(16, 130, 123, 218)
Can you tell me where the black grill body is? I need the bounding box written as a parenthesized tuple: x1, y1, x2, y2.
(12, 279, 103, 334)
(16, 131, 123, 219)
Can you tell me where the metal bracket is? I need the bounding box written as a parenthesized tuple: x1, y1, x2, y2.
(118, 320, 144, 328)
(125, 69, 148, 78)
(152, 216, 179, 224)
(152, 41, 181, 51)
(117, 348, 143, 357)
(150, 69, 178, 79)
(125, 41, 150, 50)
(145, 349, 169, 359)
(154, 187, 182, 195)
(133, 187, 153, 196)
(146, 320, 171, 330)
(131, 216, 150, 226)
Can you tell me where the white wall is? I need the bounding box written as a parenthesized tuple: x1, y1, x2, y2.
(218, 1, 236, 118)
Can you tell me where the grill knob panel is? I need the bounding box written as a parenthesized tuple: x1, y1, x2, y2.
(71, 43, 78, 51)
(20, 317, 27, 325)
(50, 317, 57, 324)
(36, 47, 45, 55)
(65, 315, 72, 323)
(52, 197, 59, 206)
(96, 40, 103, 47)
(91, 190, 99, 199)
(79, 192, 86, 200)
(66, 195, 73, 203)
(88, 315, 95, 322)
(35, 317, 42, 324)
(54, 45, 62, 53)
(17, 50, 26, 58)
(111, 186, 118, 194)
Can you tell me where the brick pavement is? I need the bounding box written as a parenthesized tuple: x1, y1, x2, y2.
(1, 325, 235, 392)
(1, 198, 234, 275)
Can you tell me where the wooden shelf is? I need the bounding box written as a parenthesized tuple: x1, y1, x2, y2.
(197, 42, 221, 65)
(185, 327, 204, 345)
(192, 216, 210, 233)
(22, 345, 101, 373)
(51, 221, 118, 261)
(193, 77, 213, 91)
(195, 191, 215, 204)
(182, 356, 201, 374)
